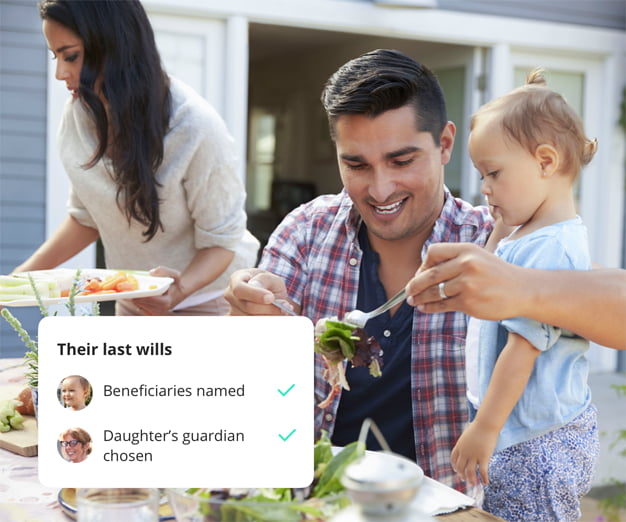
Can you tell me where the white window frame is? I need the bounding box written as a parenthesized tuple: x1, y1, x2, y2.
(148, 14, 226, 114)
(509, 50, 623, 368)
(510, 51, 620, 266)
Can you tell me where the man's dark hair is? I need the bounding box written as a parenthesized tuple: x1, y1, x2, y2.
(321, 49, 448, 145)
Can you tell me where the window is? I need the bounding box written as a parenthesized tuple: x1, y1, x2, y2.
(247, 109, 277, 212)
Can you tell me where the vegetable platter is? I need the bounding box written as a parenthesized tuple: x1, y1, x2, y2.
(0, 268, 173, 307)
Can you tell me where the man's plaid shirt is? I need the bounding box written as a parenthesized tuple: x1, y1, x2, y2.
(259, 188, 493, 490)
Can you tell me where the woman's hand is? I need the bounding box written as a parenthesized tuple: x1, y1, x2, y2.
(131, 266, 184, 315)
(224, 268, 299, 316)
(131, 247, 236, 315)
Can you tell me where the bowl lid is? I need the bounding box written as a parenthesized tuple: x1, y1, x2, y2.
(341, 451, 424, 493)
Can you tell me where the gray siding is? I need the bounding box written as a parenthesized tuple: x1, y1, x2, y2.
(0, 0, 48, 357)
(365, 0, 626, 30)
(436, 0, 625, 31)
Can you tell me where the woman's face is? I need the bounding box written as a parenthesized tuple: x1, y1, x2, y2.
(60, 433, 89, 463)
(61, 377, 88, 410)
(42, 18, 84, 100)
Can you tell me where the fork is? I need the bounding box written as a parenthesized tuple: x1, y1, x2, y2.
(272, 300, 299, 316)
(343, 287, 407, 328)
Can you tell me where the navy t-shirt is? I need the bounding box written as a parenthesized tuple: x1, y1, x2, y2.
(331, 225, 416, 461)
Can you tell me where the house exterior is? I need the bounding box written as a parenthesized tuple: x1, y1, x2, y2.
(1, 0, 625, 367)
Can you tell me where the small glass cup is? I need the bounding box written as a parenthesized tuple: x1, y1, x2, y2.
(77, 488, 159, 522)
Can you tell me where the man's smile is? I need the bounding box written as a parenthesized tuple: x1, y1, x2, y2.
(371, 197, 407, 216)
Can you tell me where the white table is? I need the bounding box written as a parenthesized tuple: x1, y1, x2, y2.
(0, 358, 68, 521)
(0, 358, 502, 521)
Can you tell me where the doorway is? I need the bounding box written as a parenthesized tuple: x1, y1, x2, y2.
(246, 23, 473, 249)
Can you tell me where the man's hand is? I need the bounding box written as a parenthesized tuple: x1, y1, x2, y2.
(224, 268, 299, 316)
(405, 243, 525, 320)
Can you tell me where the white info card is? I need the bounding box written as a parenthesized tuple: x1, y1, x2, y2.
(38, 315, 314, 488)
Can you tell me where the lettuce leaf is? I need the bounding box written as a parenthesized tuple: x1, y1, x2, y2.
(184, 431, 359, 521)
(314, 319, 383, 377)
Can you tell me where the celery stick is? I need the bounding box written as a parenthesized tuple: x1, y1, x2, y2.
(0, 280, 59, 298)
(48, 281, 61, 297)
(0, 275, 31, 287)
(0, 286, 32, 296)
(0, 294, 36, 301)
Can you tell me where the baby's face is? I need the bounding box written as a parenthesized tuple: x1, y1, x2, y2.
(61, 377, 88, 410)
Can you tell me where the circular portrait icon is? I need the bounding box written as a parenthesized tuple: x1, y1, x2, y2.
(58, 427, 92, 463)
(58, 375, 92, 411)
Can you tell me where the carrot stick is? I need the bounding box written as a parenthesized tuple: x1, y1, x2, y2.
(85, 279, 102, 292)
(101, 272, 127, 291)
(116, 281, 137, 292)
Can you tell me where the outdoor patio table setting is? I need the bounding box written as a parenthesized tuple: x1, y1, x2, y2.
(0, 357, 504, 521)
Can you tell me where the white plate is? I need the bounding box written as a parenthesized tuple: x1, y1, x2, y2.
(0, 268, 174, 307)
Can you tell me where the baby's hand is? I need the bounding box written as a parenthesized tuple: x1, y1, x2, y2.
(450, 421, 498, 485)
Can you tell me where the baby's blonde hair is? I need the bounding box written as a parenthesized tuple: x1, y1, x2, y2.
(63, 375, 91, 394)
(471, 68, 597, 178)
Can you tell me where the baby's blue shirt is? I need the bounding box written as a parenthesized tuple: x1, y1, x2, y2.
(472, 217, 592, 451)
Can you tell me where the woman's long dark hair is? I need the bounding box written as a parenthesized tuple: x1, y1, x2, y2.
(39, 0, 171, 240)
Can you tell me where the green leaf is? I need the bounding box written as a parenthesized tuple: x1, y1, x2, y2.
(314, 430, 333, 477)
(1, 268, 99, 388)
(312, 440, 365, 498)
(315, 320, 359, 361)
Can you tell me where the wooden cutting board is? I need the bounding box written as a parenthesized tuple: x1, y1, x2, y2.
(0, 384, 38, 457)
(0, 415, 37, 456)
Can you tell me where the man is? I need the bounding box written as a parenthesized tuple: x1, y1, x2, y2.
(227, 49, 492, 491)
(406, 242, 626, 350)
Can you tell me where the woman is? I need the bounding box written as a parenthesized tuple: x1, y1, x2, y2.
(59, 427, 92, 463)
(15, 0, 258, 315)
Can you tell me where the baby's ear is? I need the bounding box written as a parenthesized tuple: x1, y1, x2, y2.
(535, 144, 559, 176)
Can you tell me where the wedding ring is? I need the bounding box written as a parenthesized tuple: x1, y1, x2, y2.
(438, 281, 448, 300)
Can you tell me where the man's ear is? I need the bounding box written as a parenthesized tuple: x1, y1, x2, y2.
(535, 143, 559, 176)
(440, 121, 456, 165)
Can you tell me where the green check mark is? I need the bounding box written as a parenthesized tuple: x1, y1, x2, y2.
(279, 429, 296, 442)
(278, 384, 295, 396)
